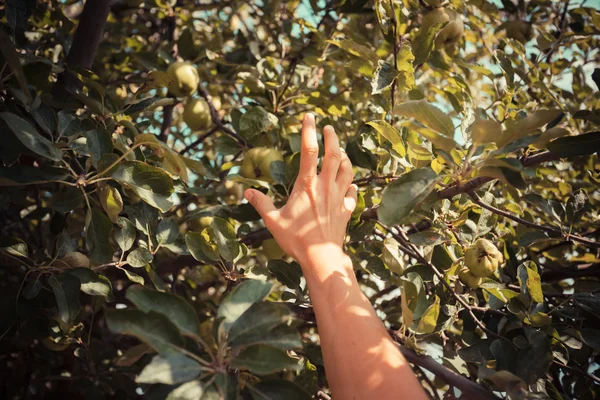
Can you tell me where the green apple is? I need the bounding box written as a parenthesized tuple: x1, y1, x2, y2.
(188, 216, 213, 231)
(262, 238, 286, 259)
(458, 267, 483, 289)
(465, 238, 503, 278)
(167, 61, 200, 97)
(240, 147, 284, 183)
(183, 98, 211, 131)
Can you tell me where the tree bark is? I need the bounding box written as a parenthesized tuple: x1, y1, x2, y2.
(52, 0, 112, 99)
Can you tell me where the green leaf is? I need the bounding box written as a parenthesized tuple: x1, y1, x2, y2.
(230, 345, 299, 376)
(580, 329, 600, 351)
(126, 285, 200, 336)
(470, 118, 502, 145)
(99, 186, 123, 223)
(211, 217, 240, 261)
(546, 131, 600, 158)
(166, 380, 204, 400)
(0, 29, 30, 95)
(249, 380, 311, 400)
(267, 259, 302, 289)
(498, 109, 562, 147)
(416, 295, 440, 334)
(0, 112, 61, 161)
(367, 120, 406, 157)
(49, 274, 81, 324)
(217, 279, 272, 332)
(517, 261, 544, 304)
(231, 322, 301, 351)
(56, 111, 82, 137)
(111, 161, 174, 212)
(228, 302, 295, 348)
(126, 247, 153, 268)
(87, 209, 115, 264)
(157, 218, 179, 245)
(516, 330, 552, 384)
(239, 106, 278, 139)
(393, 100, 455, 138)
(378, 168, 439, 226)
(327, 39, 378, 65)
(114, 217, 136, 252)
(67, 268, 112, 299)
(409, 231, 444, 247)
(412, 21, 446, 65)
(136, 353, 203, 384)
(51, 186, 85, 213)
(123, 268, 145, 285)
(566, 189, 588, 223)
(0, 236, 28, 258)
(395, 45, 415, 92)
(0, 165, 69, 186)
(370, 60, 398, 95)
(105, 309, 184, 354)
(185, 230, 219, 262)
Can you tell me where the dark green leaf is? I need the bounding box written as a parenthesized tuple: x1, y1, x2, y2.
(185, 230, 219, 262)
(105, 309, 184, 354)
(547, 131, 600, 157)
(157, 218, 179, 245)
(239, 107, 278, 139)
(228, 302, 295, 348)
(211, 217, 240, 261)
(51, 186, 85, 213)
(67, 268, 113, 299)
(0, 29, 30, 93)
(126, 285, 200, 336)
(0, 236, 28, 258)
(111, 161, 174, 212)
(370, 60, 398, 95)
(267, 259, 302, 289)
(393, 100, 454, 137)
(249, 380, 311, 400)
(126, 247, 153, 268)
(379, 168, 439, 225)
(230, 345, 299, 376)
(217, 279, 272, 332)
(0, 112, 61, 161)
(87, 209, 114, 264)
(136, 353, 203, 384)
(49, 274, 81, 324)
(0, 165, 69, 186)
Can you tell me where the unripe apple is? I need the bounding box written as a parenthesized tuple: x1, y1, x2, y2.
(458, 267, 483, 289)
(240, 147, 284, 183)
(167, 61, 200, 97)
(262, 238, 286, 259)
(183, 98, 211, 131)
(188, 216, 213, 231)
(464, 238, 503, 278)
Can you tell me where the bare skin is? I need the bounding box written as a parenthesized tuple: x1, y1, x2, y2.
(244, 114, 428, 400)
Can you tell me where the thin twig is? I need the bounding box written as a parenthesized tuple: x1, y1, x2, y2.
(181, 126, 220, 155)
(470, 194, 600, 248)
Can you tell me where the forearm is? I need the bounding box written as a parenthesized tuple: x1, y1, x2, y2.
(298, 245, 427, 400)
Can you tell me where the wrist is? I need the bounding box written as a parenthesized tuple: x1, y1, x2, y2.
(295, 243, 354, 283)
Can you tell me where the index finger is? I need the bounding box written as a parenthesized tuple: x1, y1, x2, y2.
(299, 113, 318, 184)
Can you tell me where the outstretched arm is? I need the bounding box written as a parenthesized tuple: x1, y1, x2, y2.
(244, 114, 427, 400)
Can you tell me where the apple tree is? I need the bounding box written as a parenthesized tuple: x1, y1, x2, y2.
(1, 0, 599, 399)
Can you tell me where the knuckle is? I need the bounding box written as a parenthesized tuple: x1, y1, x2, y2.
(304, 146, 319, 157)
(327, 149, 342, 161)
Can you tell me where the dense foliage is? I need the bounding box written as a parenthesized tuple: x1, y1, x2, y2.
(1, 0, 599, 399)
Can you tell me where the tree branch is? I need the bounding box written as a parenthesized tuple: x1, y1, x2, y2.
(437, 151, 560, 200)
(470, 194, 600, 248)
(196, 84, 248, 147)
(181, 126, 220, 155)
(396, 345, 502, 400)
(52, 0, 112, 99)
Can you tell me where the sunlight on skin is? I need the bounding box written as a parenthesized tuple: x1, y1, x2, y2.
(245, 114, 428, 400)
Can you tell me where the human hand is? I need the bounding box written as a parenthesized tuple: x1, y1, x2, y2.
(244, 113, 357, 265)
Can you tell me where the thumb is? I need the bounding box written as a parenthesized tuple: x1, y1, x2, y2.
(244, 189, 277, 222)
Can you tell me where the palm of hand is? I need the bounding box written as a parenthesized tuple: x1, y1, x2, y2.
(244, 114, 357, 261)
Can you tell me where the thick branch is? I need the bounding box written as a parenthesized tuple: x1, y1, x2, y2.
(438, 151, 560, 200)
(53, 0, 112, 98)
(396, 345, 501, 400)
(470, 194, 600, 248)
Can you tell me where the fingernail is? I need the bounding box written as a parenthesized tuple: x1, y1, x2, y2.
(305, 113, 314, 122)
(244, 190, 253, 201)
